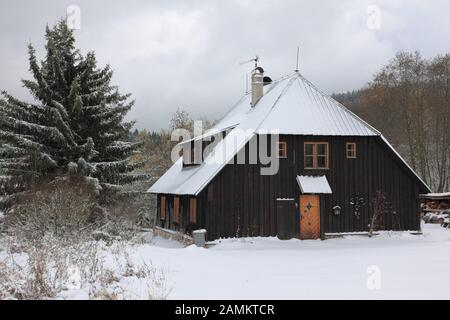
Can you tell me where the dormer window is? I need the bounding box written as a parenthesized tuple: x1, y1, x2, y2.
(181, 130, 230, 167)
(182, 142, 201, 167)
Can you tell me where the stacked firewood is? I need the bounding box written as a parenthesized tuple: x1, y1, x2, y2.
(422, 199, 450, 227)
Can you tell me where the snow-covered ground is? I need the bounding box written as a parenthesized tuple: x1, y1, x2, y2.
(119, 224, 450, 300)
(1, 224, 449, 299)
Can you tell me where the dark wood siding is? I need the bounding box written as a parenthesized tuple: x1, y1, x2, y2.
(157, 193, 200, 234)
(160, 134, 427, 240)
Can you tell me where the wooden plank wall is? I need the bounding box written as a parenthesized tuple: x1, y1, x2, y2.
(195, 135, 426, 240)
(156, 194, 200, 234)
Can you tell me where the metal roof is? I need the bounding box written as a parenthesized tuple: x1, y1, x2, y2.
(297, 175, 332, 194)
(148, 72, 430, 195)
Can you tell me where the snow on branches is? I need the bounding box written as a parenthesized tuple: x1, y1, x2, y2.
(0, 20, 145, 209)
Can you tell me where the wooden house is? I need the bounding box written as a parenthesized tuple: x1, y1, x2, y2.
(148, 66, 431, 240)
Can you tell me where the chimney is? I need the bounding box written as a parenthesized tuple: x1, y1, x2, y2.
(251, 67, 264, 107)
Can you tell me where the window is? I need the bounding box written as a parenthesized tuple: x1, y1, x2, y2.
(182, 146, 197, 166)
(173, 196, 180, 223)
(189, 198, 197, 223)
(304, 142, 329, 169)
(160, 196, 166, 220)
(276, 141, 287, 158)
(346, 142, 357, 158)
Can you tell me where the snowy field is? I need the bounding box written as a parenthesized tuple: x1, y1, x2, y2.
(1, 223, 449, 299)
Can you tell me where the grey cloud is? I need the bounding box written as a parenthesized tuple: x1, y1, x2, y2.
(1, 0, 450, 130)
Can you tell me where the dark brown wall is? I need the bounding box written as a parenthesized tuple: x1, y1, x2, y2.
(157, 194, 203, 234)
(158, 135, 428, 240)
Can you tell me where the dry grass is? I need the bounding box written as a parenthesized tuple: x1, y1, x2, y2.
(0, 176, 166, 300)
(0, 236, 170, 300)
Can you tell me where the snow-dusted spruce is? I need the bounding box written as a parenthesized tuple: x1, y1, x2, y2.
(0, 20, 144, 208)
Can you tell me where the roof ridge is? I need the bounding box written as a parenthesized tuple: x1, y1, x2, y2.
(296, 72, 381, 136)
(211, 94, 248, 130)
(212, 72, 298, 131)
(148, 70, 428, 197)
(253, 73, 299, 132)
(189, 74, 299, 195)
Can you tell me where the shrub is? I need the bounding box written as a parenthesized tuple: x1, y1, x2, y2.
(3, 176, 103, 244)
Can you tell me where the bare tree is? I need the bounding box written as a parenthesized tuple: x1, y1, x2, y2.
(368, 191, 400, 237)
(354, 51, 450, 191)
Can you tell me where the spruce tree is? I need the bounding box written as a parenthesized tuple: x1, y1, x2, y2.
(0, 20, 144, 209)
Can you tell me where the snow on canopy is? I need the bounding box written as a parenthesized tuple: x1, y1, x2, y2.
(419, 192, 450, 200)
(296, 175, 332, 194)
(148, 72, 430, 195)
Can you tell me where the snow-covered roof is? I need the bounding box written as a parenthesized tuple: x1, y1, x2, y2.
(420, 192, 450, 200)
(148, 74, 294, 195)
(256, 73, 380, 135)
(148, 71, 430, 195)
(296, 175, 332, 194)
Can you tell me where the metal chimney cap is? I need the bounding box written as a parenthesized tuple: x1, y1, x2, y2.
(254, 66, 264, 74)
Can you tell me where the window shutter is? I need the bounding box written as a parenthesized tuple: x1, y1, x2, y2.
(160, 196, 166, 220)
(189, 198, 197, 223)
(173, 196, 180, 223)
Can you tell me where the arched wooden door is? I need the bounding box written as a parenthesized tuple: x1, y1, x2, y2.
(299, 195, 320, 239)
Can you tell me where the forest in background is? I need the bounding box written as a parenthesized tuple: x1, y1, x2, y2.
(333, 52, 450, 192)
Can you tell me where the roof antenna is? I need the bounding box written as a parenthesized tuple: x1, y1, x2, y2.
(239, 55, 260, 93)
(295, 46, 300, 72)
(239, 55, 260, 68)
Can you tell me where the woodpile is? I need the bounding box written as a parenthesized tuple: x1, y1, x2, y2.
(423, 200, 449, 211)
(421, 194, 450, 227)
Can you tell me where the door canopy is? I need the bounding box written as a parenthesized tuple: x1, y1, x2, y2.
(296, 175, 332, 194)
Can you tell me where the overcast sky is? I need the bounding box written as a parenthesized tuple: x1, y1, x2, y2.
(1, 0, 450, 130)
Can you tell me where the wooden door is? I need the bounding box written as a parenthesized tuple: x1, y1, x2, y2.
(299, 195, 320, 239)
(276, 199, 297, 240)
